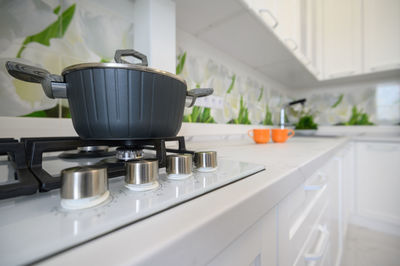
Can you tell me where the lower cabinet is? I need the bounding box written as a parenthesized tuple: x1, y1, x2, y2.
(354, 141, 400, 228)
(278, 155, 344, 266)
(207, 207, 277, 266)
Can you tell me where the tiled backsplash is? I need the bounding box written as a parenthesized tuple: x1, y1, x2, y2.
(176, 29, 290, 126)
(0, 0, 134, 117)
(293, 81, 400, 126)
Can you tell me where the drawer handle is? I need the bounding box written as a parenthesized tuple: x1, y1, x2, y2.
(304, 173, 327, 191)
(304, 225, 330, 261)
(304, 183, 327, 191)
(258, 9, 279, 29)
(284, 38, 298, 51)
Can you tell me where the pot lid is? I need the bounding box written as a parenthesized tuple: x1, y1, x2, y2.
(61, 49, 186, 85)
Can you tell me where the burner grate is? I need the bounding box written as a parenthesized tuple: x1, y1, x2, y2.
(0, 139, 38, 199)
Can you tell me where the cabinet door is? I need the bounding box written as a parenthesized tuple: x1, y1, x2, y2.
(355, 142, 400, 226)
(274, 0, 301, 51)
(207, 207, 277, 266)
(322, 0, 362, 79)
(363, 0, 400, 73)
(300, 0, 323, 78)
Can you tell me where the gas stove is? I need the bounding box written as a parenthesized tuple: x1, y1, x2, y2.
(0, 136, 265, 265)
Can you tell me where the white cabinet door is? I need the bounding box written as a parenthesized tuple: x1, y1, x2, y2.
(355, 142, 400, 226)
(322, 0, 362, 79)
(207, 207, 277, 266)
(300, 0, 323, 78)
(363, 0, 400, 73)
(274, 0, 301, 51)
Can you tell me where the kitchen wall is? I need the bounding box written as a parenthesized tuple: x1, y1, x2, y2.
(0, 0, 135, 117)
(176, 28, 400, 127)
(293, 79, 400, 126)
(176, 29, 291, 125)
(2, 0, 399, 127)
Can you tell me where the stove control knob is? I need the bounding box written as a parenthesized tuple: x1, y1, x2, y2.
(125, 159, 159, 191)
(60, 165, 109, 210)
(166, 154, 193, 179)
(194, 151, 218, 172)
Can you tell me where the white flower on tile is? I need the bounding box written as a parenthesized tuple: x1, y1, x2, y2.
(0, 0, 57, 52)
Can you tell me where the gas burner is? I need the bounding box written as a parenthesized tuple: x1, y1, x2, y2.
(58, 145, 115, 159)
(115, 148, 144, 161)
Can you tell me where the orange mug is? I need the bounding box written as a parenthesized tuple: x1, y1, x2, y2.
(271, 128, 295, 143)
(248, 129, 270, 144)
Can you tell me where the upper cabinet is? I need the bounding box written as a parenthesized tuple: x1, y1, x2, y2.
(322, 0, 362, 79)
(363, 0, 400, 73)
(175, 0, 400, 88)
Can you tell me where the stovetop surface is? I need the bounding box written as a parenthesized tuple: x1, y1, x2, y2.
(0, 158, 264, 265)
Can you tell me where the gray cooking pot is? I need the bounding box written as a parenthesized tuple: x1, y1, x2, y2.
(6, 49, 213, 140)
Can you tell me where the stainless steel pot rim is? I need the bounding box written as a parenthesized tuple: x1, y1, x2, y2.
(62, 62, 187, 85)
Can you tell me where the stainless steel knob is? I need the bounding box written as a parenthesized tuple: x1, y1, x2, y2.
(60, 165, 109, 209)
(125, 159, 159, 191)
(166, 154, 193, 179)
(194, 151, 218, 172)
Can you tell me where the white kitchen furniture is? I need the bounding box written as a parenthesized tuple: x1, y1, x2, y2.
(322, 0, 362, 79)
(353, 140, 400, 233)
(175, 0, 400, 87)
(363, 0, 400, 74)
(207, 207, 276, 266)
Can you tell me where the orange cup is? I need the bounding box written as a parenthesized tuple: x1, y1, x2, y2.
(271, 128, 295, 143)
(248, 129, 270, 144)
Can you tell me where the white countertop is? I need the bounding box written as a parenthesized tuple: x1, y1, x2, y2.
(40, 136, 349, 266)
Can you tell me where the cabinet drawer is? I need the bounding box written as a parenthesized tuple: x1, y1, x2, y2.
(279, 169, 330, 265)
(294, 202, 331, 266)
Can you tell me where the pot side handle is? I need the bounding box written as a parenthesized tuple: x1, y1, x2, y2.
(186, 88, 214, 108)
(5, 61, 67, 99)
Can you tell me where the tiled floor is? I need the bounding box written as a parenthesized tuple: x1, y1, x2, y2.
(341, 224, 400, 266)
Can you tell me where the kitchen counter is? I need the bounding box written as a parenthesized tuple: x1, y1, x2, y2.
(40, 136, 349, 265)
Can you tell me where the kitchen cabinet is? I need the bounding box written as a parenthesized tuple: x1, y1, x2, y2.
(355, 141, 400, 227)
(177, 0, 400, 87)
(363, 0, 400, 73)
(300, 0, 323, 78)
(322, 0, 362, 79)
(278, 157, 341, 266)
(207, 207, 276, 266)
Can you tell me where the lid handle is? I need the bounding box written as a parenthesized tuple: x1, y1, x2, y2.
(114, 49, 148, 66)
